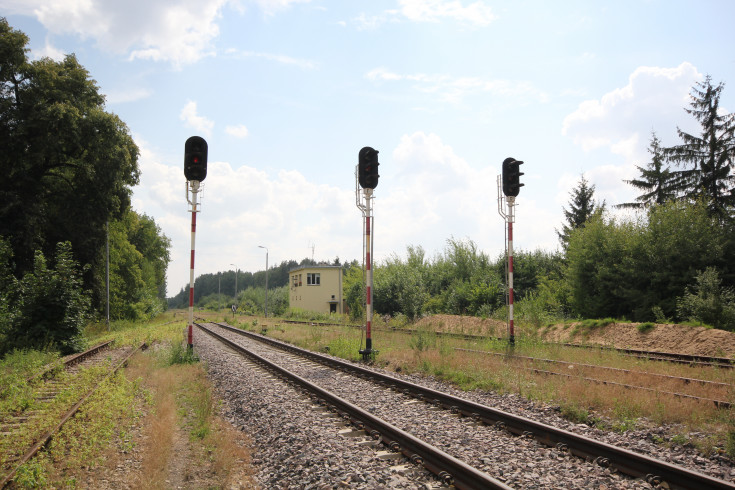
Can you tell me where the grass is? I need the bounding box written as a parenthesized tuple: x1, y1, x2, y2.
(250, 311, 735, 458)
(4, 313, 256, 489)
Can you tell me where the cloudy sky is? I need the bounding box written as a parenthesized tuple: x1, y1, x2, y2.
(3, 0, 734, 296)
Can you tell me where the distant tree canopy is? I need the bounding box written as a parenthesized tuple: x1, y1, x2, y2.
(665, 76, 735, 220)
(0, 18, 140, 305)
(556, 176, 604, 248)
(0, 20, 170, 354)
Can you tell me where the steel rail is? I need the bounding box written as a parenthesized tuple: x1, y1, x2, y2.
(456, 347, 733, 409)
(196, 323, 510, 490)
(1, 342, 146, 489)
(276, 319, 735, 368)
(26, 341, 115, 384)
(209, 321, 735, 490)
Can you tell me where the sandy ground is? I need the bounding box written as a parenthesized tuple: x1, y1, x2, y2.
(414, 314, 735, 358)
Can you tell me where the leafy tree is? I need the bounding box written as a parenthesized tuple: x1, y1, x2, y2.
(557, 176, 604, 248)
(1, 242, 90, 355)
(104, 210, 170, 320)
(0, 19, 140, 308)
(618, 132, 676, 209)
(565, 200, 728, 321)
(677, 267, 735, 331)
(665, 76, 735, 220)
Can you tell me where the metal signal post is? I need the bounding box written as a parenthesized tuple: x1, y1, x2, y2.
(356, 146, 379, 361)
(184, 136, 208, 351)
(498, 157, 523, 346)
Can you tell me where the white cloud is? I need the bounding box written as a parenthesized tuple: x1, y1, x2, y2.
(180, 100, 214, 137)
(32, 38, 65, 61)
(12, 0, 231, 66)
(252, 0, 312, 16)
(131, 138, 358, 295)
(225, 124, 249, 138)
(562, 62, 702, 159)
(366, 67, 547, 104)
(398, 0, 495, 26)
(225, 49, 317, 69)
(104, 87, 153, 104)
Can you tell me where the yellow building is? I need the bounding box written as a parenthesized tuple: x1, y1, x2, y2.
(289, 265, 344, 314)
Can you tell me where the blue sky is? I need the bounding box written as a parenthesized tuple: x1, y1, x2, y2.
(2, 0, 734, 296)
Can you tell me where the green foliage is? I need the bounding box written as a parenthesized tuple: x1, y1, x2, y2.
(0, 21, 170, 338)
(408, 328, 436, 354)
(326, 337, 363, 361)
(557, 175, 604, 248)
(341, 261, 366, 320)
(0, 19, 140, 306)
(106, 211, 170, 321)
(677, 268, 735, 331)
(637, 322, 655, 333)
(665, 76, 735, 220)
(1, 241, 90, 355)
(565, 200, 730, 322)
(619, 132, 676, 209)
(167, 342, 200, 365)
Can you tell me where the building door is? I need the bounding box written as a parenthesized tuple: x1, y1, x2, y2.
(330, 303, 337, 314)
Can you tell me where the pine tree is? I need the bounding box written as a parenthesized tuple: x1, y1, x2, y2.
(557, 176, 603, 248)
(665, 76, 735, 220)
(617, 132, 676, 209)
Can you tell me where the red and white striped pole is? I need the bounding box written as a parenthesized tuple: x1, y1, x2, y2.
(187, 181, 200, 350)
(507, 196, 515, 346)
(361, 188, 375, 360)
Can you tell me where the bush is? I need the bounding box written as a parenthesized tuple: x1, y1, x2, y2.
(677, 268, 735, 331)
(1, 241, 90, 356)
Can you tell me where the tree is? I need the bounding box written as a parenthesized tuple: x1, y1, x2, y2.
(665, 76, 735, 220)
(0, 241, 91, 355)
(556, 176, 604, 248)
(0, 19, 140, 308)
(677, 267, 735, 331)
(618, 132, 676, 209)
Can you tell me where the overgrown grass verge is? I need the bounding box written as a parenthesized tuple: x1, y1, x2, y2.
(261, 314, 735, 459)
(6, 315, 257, 489)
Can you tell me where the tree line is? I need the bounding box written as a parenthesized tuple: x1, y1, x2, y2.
(358, 76, 735, 330)
(0, 20, 171, 355)
(178, 76, 735, 331)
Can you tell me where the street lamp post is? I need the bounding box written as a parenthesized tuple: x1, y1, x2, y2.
(230, 263, 238, 305)
(258, 246, 269, 317)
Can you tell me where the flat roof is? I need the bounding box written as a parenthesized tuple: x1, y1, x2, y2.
(289, 265, 343, 273)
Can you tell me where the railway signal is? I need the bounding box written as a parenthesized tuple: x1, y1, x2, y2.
(184, 136, 208, 182)
(502, 157, 524, 197)
(358, 146, 380, 189)
(497, 156, 524, 346)
(356, 146, 380, 361)
(185, 136, 208, 351)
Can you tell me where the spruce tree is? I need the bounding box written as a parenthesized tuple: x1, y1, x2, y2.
(665, 76, 735, 220)
(557, 176, 603, 248)
(618, 132, 676, 209)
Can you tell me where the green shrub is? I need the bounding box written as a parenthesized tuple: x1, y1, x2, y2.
(677, 268, 735, 331)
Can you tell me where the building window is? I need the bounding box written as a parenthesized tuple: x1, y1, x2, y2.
(307, 273, 320, 285)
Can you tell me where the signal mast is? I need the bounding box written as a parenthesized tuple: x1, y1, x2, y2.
(497, 157, 524, 346)
(184, 136, 208, 350)
(355, 146, 380, 361)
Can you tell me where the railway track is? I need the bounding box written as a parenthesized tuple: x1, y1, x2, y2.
(277, 318, 735, 368)
(0, 341, 146, 488)
(197, 321, 735, 489)
(456, 347, 734, 409)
